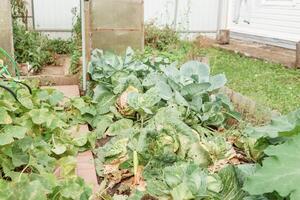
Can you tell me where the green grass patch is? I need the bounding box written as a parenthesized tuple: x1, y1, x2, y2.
(205, 48, 300, 114)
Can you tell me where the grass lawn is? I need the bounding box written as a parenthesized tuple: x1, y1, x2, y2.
(204, 48, 300, 114)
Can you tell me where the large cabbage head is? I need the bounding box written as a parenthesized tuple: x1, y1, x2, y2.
(116, 86, 139, 116)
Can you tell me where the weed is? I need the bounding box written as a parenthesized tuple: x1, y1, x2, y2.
(145, 23, 179, 51)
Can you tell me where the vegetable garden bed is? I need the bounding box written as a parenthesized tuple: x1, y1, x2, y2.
(1, 47, 300, 200)
(86, 48, 300, 199)
(20, 54, 81, 87)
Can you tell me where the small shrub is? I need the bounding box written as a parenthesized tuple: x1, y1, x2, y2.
(47, 39, 74, 55)
(144, 23, 179, 51)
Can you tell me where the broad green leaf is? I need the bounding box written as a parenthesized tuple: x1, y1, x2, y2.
(48, 90, 64, 106)
(245, 109, 300, 139)
(124, 47, 134, 64)
(0, 108, 12, 125)
(101, 137, 128, 158)
(180, 61, 210, 84)
(171, 183, 194, 200)
(93, 85, 110, 101)
(217, 165, 246, 200)
(244, 134, 300, 200)
(180, 82, 211, 97)
(0, 126, 27, 146)
(143, 72, 166, 87)
(73, 135, 88, 147)
(187, 142, 211, 167)
(6, 126, 27, 139)
(155, 81, 173, 101)
(21, 180, 48, 200)
(37, 90, 49, 101)
(146, 179, 170, 198)
(0, 100, 16, 112)
(159, 163, 224, 199)
(174, 91, 189, 107)
(106, 119, 133, 136)
(72, 97, 96, 116)
(17, 89, 34, 109)
(51, 144, 67, 155)
(94, 115, 113, 138)
(208, 74, 227, 91)
(96, 93, 116, 115)
(0, 133, 14, 146)
(56, 156, 77, 178)
(11, 146, 29, 167)
(128, 87, 161, 114)
(113, 74, 143, 94)
(189, 94, 203, 112)
(29, 109, 49, 125)
(59, 179, 88, 199)
(164, 65, 181, 83)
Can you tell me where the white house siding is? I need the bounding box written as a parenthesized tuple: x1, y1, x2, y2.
(227, 0, 300, 49)
(144, 0, 220, 33)
(144, 0, 176, 26)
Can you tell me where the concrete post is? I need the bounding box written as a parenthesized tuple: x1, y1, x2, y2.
(217, 29, 230, 45)
(296, 41, 300, 68)
(0, 0, 14, 73)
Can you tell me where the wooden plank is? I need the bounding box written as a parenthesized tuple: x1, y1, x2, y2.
(216, 29, 230, 45)
(296, 41, 300, 68)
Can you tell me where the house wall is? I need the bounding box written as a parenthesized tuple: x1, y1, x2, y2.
(144, 0, 220, 32)
(227, 0, 300, 49)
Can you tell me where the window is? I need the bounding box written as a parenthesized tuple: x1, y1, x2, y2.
(262, 0, 296, 6)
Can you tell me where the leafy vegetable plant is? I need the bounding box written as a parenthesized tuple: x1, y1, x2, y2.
(13, 23, 54, 71)
(244, 109, 300, 200)
(87, 48, 267, 199)
(0, 80, 95, 199)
